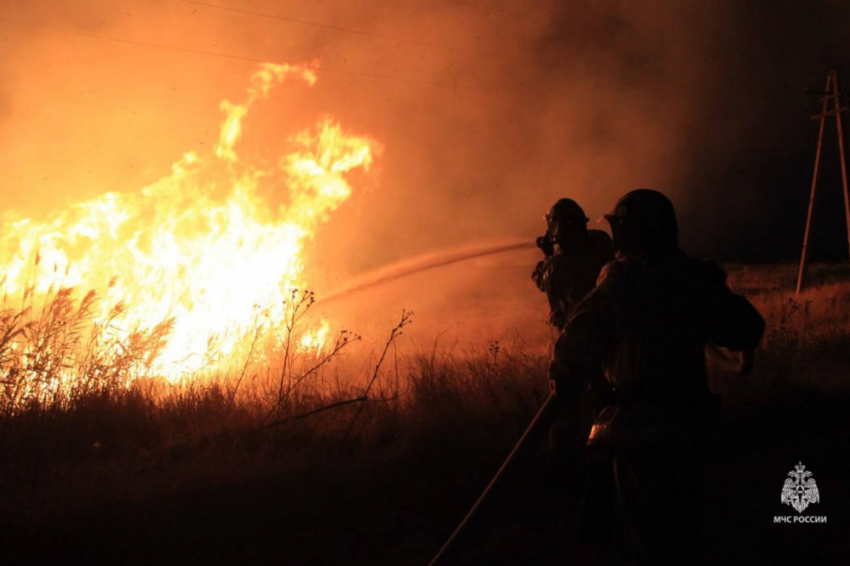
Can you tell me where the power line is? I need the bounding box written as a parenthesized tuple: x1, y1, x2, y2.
(0, 18, 530, 96)
(445, 1, 525, 16)
(174, 0, 557, 70)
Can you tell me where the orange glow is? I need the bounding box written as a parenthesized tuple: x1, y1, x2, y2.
(0, 63, 379, 380)
(299, 319, 330, 351)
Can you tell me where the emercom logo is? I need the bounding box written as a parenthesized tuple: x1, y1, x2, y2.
(774, 462, 827, 524)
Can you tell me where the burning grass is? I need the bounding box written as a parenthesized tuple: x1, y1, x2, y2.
(0, 284, 546, 456)
(0, 63, 381, 383)
(2, 262, 845, 421)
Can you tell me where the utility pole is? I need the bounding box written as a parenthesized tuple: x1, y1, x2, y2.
(797, 69, 850, 296)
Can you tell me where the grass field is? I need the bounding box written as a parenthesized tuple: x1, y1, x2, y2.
(1, 262, 848, 566)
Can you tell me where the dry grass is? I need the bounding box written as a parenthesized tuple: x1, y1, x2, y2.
(1, 262, 848, 465)
(0, 262, 847, 565)
(719, 262, 850, 400)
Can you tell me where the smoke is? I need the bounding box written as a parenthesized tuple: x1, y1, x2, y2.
(1, 0, 850, 345)
(305, 0, 722, 281)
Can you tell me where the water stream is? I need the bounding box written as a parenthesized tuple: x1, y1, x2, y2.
(320, 239, 537, 304)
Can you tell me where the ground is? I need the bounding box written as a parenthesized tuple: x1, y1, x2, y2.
(1, 263, 848, 566)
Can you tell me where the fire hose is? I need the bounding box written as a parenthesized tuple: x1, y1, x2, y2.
(426, 392, 561, 566)
(425, 345, 750, 565)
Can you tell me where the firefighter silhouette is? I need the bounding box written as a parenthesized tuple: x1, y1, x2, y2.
(532, 198, 614, 462)
(532, 198, 613, 330)
(549, 189, 765, 566)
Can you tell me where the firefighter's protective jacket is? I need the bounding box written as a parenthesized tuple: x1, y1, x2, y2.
(550, 250, 765, 447)
(533, 229, 613, 328)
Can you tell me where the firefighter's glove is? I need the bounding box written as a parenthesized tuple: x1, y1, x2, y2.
(532, 260, 546, 286)
(548, 310, 567, 331)
(536, 235, 555, 258)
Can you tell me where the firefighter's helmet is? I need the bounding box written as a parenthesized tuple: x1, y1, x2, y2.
(546, 198, 589, 240)
(603, 189, 678, 255)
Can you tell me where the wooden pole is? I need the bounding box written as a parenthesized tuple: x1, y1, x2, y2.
(797, 73, 832, 296)
(831, 70, 850, 266)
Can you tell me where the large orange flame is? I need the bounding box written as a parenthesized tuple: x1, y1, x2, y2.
(0, 63, 380, 379)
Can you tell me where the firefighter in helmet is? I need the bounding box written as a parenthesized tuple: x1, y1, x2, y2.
(532, 198, 614, 492)
(532, 198, 613, 330)
(550, 189, 765, 565)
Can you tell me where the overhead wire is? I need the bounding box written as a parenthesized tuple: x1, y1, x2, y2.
(0, 18, 533, 96)
(444, 1, 525, 16)
(174, 0, 558, 70)
(179, 0, 501, 60)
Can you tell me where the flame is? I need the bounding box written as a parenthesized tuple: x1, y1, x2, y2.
(299, 319, 330, 351)
(0, 63, 379, 380)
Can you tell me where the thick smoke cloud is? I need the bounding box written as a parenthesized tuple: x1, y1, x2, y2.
(1, 0, 849, 343)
